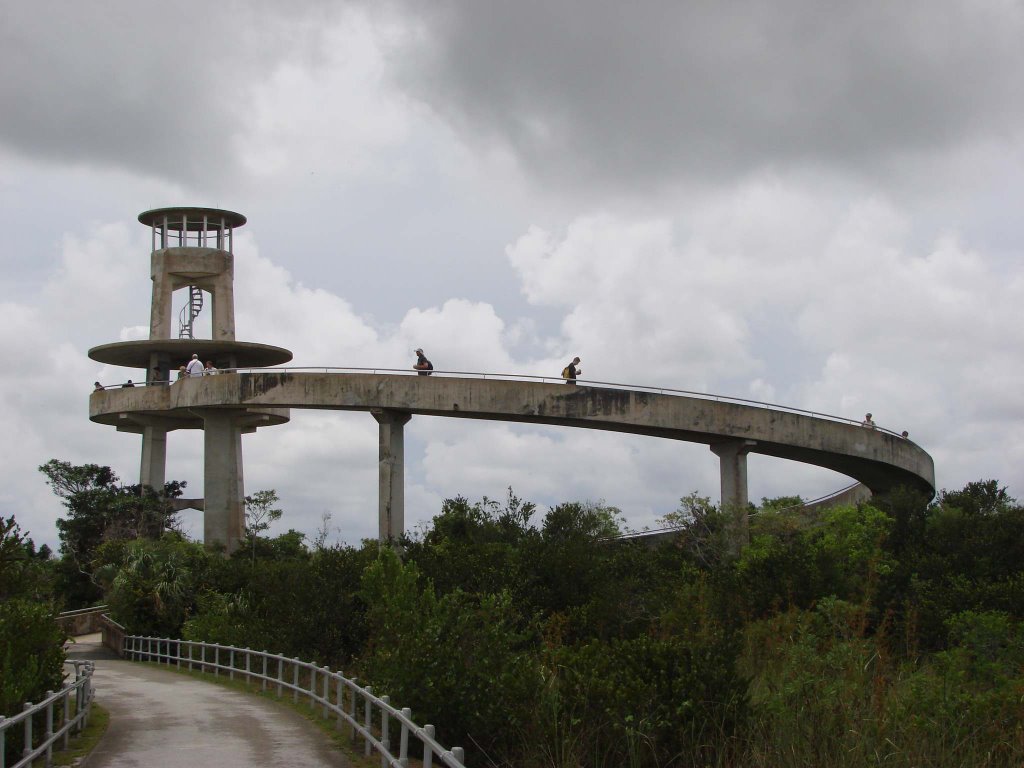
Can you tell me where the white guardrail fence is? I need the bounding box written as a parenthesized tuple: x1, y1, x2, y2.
(0, 660, 95, 768)
(123, 635, 467, 768)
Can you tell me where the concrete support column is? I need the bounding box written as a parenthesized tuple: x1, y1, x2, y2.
(210, 269, 236, 341)
(202, 410, 245, 553)
(149, 251, 173, 339)
(372, 410, 412, 543)
(710, 439, 756, 551)
(139, 425, 167, 491)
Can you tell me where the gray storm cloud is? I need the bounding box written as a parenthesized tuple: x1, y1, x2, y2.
(379, 0, 1024, 190)
(0, 1, 349, 184)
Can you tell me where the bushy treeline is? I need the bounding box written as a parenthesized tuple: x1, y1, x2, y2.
(0, 515, 66, 764)
(22, 462, 1024, 767)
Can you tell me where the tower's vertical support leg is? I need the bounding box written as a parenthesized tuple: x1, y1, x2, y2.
(372, 410, 412, 543)
(149, 251, 174, 340)
(140, 425, 167, 491)
(710, 439, 756, 553)
(210, 270, 236, 342)
(203, 410, 245, 553)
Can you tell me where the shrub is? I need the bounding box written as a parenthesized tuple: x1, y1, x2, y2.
(1, 598, 66, 765)
(544, 632, 748, 767)
(359, 549, 541, 764)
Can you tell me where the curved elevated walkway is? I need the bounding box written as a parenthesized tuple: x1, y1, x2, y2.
(91, 370, 935, 504)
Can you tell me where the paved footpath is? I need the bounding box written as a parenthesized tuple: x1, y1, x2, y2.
(67, 635, 348, 768)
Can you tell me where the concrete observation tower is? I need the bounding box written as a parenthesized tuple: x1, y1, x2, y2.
(89, 207, 292, 552)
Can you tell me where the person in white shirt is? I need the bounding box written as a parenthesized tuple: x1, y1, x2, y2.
(203, 361, 218, 375)
(186, 354, 204, 377)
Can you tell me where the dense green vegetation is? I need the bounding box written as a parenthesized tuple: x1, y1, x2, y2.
(0, 515, 66, 764)
(7, 460, 1024, 766)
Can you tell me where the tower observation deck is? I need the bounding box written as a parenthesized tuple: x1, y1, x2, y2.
(89, 207, 292, 552)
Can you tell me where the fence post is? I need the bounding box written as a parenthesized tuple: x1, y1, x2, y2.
(245, 649, 251, 688)
(22, 702, 32, 763)
(309, 666, 316, 709)
(85, 663, 94, 726)
(201, 644, 206, 674)
(229, 649, 235, 681)
(262, 653, 268, 692)
(63, 690, 71, 750)
(176, 639, 181, 669)
(322, 667, 330, 718)
(423, 724, 434, 768)
(349, 679, 358, 745)
(400, 707, 411, 768)
(381, 695, 390, 768)
(336, 675, 344, 729)
(364, 686, 373, 757)
(1, 715, 7, 766)
(293, 659, 300, 704)
(45, 692, 54, 767)
(215, 647, 220, 677)
(453, 746, 465, 765)
(75, 667, 84, 725)
(277, 655, 284, 699)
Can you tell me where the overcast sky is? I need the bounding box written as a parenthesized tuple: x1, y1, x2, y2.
(2, 1, 1022, 549)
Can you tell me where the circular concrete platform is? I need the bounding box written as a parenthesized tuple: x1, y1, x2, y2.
(89, 340, 293, 370)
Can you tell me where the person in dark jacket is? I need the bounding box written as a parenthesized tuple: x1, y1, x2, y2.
(413, 349, 433, 376)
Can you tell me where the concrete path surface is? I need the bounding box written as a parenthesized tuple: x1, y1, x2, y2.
(67, 635, 349, 767)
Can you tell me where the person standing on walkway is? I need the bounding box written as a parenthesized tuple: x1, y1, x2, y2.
(562, 356, 581, 385)
(413, 348, 433, 376)
(861, 413, 876, 428)
(186, 354, 204, 378)
(203, 361, 218, 375)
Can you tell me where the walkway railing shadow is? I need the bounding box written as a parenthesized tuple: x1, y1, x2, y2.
(118, 633, 466, 768)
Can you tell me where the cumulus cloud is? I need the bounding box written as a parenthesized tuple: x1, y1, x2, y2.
(0, 224, 151, 546)
(507, 214, 759, 389)
(504, 178, 1024, 497)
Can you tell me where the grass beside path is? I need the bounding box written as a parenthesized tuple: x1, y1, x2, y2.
(53, 703, 109, 767)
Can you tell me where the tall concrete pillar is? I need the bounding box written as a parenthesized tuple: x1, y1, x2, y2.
(203, 410, 245, 553)
(210, 271, 236, 342)
(149, 251, 175, 340)
(139, 425, 167, 491)
(710, 439, 756, 551)
(372, 410, 412, 542)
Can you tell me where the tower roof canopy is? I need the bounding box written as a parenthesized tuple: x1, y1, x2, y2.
(138, 207, 246, 230)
